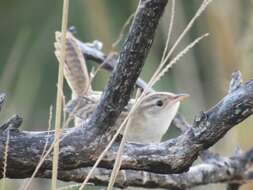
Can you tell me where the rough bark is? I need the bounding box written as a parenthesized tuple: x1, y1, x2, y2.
(39, 146, 253, 189)
(0, 72, 253, 179)
(0, 0, 253, 189)
(85, 0, 168, 137)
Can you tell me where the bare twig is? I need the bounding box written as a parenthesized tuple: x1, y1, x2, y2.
(0, 114, 23, 132)
(229, 71, 242, 93)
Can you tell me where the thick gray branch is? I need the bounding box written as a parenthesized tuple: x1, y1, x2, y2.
(1, 74, 253, 179)
(0, 0, 252, 189)
(84, 0, 168, 143)
(39, 146, 253, 189)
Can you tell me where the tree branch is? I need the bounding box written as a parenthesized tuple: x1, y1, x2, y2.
(66, 2, 170, 167)
(1, 73, 253, 179)
(84, 0, 168, 140)
(39, 146, 253, 189)
(0, 0, 253, 189)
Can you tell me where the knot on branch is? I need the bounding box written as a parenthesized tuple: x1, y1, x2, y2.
(0, 114, 23, 132)
(0, 93, 6, 112)
(229, 71, 242, 93)
(233, 146, 243, 157)
(192, 111, 209, 136)
(84, 40, 103, 51)
(0, 93, 23, 132)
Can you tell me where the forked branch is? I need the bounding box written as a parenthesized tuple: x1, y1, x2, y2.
(0, 72, 252, 178)
(0, 0, 252, 189)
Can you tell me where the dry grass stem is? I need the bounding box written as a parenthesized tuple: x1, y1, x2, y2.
(77, 114, 129, 190)
(1, 129, 10, 190)
(51, 0, 69, 189)
(112, 13, 135, 49)
(153, 33, 209, 85)
(21, 105, 53, 190)
(149, 0, 212, 87)
(107, 93, 139, 190)
(161, 0, 175, 62)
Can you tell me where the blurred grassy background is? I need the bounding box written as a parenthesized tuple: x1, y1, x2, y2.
(0, 0, 253, 189)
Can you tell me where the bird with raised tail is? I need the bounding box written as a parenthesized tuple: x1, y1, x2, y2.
(54, 31, 189, 143)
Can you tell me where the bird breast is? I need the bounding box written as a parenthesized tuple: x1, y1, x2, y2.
(124, 111, 168, 143)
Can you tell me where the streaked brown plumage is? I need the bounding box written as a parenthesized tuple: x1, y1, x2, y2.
(54, 31, 90, 97)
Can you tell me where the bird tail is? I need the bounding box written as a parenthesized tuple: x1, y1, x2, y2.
(54, 31, 91, 97)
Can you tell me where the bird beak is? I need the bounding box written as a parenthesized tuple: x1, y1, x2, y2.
(173, 93, 189, 101)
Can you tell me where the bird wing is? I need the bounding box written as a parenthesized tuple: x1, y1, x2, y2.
(65, 96, 97, 121)
(65, 95, 130, 122)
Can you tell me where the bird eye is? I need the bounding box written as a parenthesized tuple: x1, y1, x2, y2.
(156, 100, 163, 107)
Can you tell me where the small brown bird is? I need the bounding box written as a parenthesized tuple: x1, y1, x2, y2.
(65, 92, 188, 143)
(54, 31, 189, 143)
